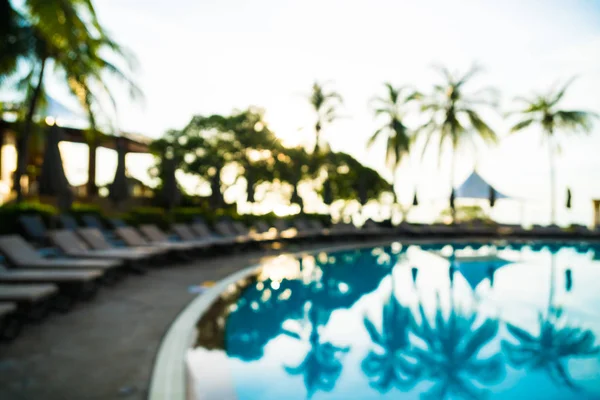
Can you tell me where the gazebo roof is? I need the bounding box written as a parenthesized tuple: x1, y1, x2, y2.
(455, 171, 509, 200)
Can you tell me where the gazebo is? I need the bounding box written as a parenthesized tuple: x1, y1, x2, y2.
(454, 170, 509, 201)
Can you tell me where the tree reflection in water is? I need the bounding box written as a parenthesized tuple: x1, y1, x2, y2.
(502, 309, 599, 389)
(362, 294, 421, 391)
(283, 305, 349, 399)
(409, 294, 504, 400)
(502, 254, 600, 391)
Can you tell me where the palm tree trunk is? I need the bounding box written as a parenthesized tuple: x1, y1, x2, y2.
(450, 146, 456, 222)
(0, 129, 4, 180)
(314, 124, 321, 154)
(391, 168, 398, 204)
(548, 254, 556, 316)
(87, 138, 98, 197)
(548, 133, 556, 225)
(14, 57, 47, 202)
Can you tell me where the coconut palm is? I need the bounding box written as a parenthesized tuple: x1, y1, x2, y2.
(409, 294, 504, 399)
(509, 78, 597, 224)
(309, 81, 342, 155)
(368, 83, 415, 203)
(8, 0, 140, 200)
(362, 294, 421, 392)
(416, 65, 498, 211)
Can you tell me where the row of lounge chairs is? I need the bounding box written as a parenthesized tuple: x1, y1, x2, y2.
(1, 213, 598, 341)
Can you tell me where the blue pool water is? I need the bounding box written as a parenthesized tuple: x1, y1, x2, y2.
(187, 242, 600, 399)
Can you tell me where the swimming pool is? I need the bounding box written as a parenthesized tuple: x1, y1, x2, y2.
(151, 241, 600, 399)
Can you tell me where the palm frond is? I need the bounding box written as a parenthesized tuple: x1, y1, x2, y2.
(554, 110, 597, 133)
(465, 110, 498, 144)
(456, 63, 483, 88)
(549, 76, 577, 107)
(509, 118, 535, 133)
(367, 127, 385, 148)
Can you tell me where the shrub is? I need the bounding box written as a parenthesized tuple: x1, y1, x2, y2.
(124, 207, 168, 228)
(0, 202, 57, 235)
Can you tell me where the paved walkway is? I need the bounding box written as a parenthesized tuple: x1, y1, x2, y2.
(0, 241, 373, 400)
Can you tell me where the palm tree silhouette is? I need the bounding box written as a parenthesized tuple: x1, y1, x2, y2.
(509, 78, 597, 224)
(362, 293, 422, 392)
(409, 294, 504, 400)
(309, 81, 342, 155)
(415, 65, 498, 218)
(368, 83, 417, 203)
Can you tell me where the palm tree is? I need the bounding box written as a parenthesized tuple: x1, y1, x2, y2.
(309, 81, 342, 155)
(416, 65, 498, 213)
(368, 83, 415, 203)
(362, 293, 421, 392)
(7, 0, 140, 200)
(509, 78, 597, 224)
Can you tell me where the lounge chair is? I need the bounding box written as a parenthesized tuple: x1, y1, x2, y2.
(188, 222, 239, 247)
(0, 302, 21, 341)
(18, 214, 50, 246)
(77, 228, 167, 258)
(108, 218, 128, 229)
(231, 221, 274, 243)
(172, 224, 203, 242)
(81, 214, 106, 230)
(396, 222, 428, 237)
(274, 219, 300, 239)
(293, 218, 324, 240)
(531, 224, 565, 239)
(58, 214, 79, 230)
(115, 226, 199, 258)
(306, 219, 332, 238)
(213, 220, 251, 244)
(330, 221, 360, 238)
(0, 283, 58, 321)
(0, 264, 102, 309)
(0, 235, 123, 282)
(48, 230, 157, 274)
(361, 219, 394, 237)
(139, 224, 213, 251)
(253, 221, 280, 241)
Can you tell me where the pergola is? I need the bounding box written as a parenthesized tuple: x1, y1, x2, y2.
(0, 119, 152, 203)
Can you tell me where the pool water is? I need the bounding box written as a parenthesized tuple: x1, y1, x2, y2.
(186, 242, 600, 399)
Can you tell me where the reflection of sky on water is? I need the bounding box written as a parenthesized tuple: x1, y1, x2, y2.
(186, 243, 600, 400)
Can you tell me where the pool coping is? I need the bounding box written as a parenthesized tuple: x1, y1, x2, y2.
(146, 237, 597, 399)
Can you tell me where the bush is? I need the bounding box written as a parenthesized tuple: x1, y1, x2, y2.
(0, 202, 57, 235)
(124, 207, 168, 229)
(69, 202, 104, 224)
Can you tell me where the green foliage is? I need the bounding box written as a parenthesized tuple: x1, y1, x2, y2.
(369, 83, 417, 198)
(318, 152, 392, 202)
(150, 108, 391, 210)
(439, 205, 489, 223)
(123, 206, 168, 229)
(0, 201, 57, 234)
(416, 65, 498, 169)
(310, 81, 343, 153)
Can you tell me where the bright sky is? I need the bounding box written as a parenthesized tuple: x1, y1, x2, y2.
(35, 1, 600, 224)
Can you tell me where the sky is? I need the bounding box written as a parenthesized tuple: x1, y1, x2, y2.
(15, 0, 600, 224)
